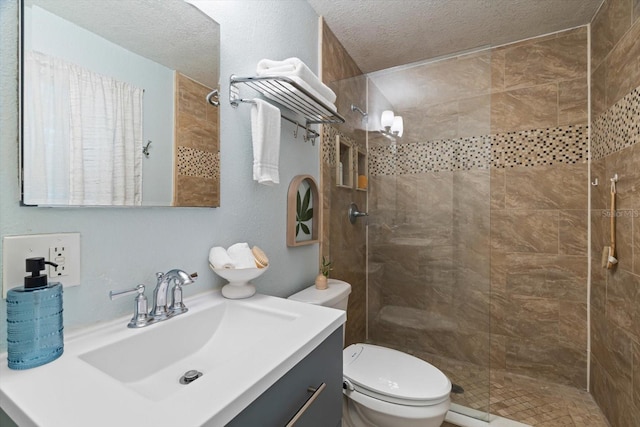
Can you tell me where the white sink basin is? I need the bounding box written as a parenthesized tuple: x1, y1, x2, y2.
(0, 290, 345, 427)
(79, 300, 297, 401)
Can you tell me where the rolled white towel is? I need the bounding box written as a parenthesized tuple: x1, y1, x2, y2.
(256, 57, 337, 105)
(209, 246, 235, 269)
(227, 242, 257, 269)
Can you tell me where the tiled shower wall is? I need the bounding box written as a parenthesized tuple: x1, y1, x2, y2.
(490, 24, 589, 388)
(320, 20, 367, 346)
(173, 73, 220, 207)
(589, 0, 640, 425)
(368, 27, 589, 389)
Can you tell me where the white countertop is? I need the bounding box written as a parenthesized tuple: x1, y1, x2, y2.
(0, 290, 345, 426)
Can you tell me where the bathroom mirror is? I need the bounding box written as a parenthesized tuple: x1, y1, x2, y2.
(20, 0, 220, 207)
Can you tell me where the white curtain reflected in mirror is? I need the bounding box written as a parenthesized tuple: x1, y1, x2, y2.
(24, 51, 143, 206)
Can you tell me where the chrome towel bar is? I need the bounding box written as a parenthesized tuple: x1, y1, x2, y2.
(229, 75, 345, 145)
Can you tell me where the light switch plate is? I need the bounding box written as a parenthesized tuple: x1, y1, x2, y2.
(2, 233, 81, 299)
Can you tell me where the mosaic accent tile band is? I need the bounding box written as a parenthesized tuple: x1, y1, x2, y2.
(176, 146, 219, 180)
(321, 125, 338, 166)
(321, 125, 358, 166)
(592, 85, 640, 160)
(368, 124, 588, 176)
(492, 125, 588, 169)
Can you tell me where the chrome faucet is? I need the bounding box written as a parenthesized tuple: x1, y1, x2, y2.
(109, 269, 197, 328)
(151, 269, 197, 320)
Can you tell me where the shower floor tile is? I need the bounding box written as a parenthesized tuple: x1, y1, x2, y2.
(407, 352, 609, 426)
(488, 372, 605, 426)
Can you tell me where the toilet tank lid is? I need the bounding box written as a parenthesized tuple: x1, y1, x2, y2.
(288, 279, 351, 307)
(343, 344, 451, 405)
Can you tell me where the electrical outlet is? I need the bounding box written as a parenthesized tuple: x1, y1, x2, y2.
(49, 245, 69, 277)
(2, 233, 81, 299)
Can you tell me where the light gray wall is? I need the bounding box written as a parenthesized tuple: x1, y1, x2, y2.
(0, 0, 321, 352)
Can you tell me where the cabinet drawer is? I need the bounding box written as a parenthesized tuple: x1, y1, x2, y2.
(226, 327, 343, 427)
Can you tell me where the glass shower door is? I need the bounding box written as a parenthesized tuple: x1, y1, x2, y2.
(365, 50, 492, 421)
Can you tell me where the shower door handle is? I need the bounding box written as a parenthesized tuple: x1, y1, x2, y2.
(348, 203, 368, 224)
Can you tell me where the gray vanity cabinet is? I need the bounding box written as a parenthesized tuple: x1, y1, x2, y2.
(226, 327, 343, 427)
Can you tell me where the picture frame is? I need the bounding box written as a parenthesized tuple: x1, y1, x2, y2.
(287, 175, 320, 246)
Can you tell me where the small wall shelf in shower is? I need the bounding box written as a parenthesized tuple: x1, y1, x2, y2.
(336, 135, 353, 188)
(229, 75, 345, 144)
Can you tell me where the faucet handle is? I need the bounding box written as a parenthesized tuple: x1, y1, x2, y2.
(109, 284, 150, 328)
(169, 272, 198, 315)
(109, 284, 145, 300)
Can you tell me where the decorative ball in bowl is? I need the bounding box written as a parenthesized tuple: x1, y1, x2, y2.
(209, 264, 267, 299)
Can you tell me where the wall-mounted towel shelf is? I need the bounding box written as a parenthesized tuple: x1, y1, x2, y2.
(229, 75, 345, 145)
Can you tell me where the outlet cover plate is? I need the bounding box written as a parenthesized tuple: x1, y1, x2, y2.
(2, 233, 81, 299)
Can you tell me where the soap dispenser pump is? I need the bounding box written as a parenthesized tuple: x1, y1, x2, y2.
(6, 257, 64, 370)
(24, 257, 57, 289)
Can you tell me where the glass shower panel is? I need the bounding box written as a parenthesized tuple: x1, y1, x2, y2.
(366, 49, 492, 420)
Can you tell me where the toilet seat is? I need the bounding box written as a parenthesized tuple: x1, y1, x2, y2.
(343, 344, 451, 406)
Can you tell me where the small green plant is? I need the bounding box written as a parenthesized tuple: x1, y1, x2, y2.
(320, 256, 332, 277)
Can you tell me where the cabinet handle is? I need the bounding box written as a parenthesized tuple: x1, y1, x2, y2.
(285, 382, 326, 426)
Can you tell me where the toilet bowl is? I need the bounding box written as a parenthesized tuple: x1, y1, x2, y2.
(288, 279, 451, 427)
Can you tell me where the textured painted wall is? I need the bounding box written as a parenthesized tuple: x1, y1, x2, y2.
(0, 0, 321, 352)
(590, 0, 640, 425)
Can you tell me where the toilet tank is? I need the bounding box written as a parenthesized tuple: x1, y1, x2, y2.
(288, 279, 351, 311)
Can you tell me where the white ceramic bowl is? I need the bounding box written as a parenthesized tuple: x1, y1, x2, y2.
(209, 264, 268, 299)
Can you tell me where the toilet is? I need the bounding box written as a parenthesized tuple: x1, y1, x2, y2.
(288, 279, 451, 427)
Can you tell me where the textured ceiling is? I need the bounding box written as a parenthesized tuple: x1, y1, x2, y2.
(307, 0, 604, 73)
(26, 0, 220, 88)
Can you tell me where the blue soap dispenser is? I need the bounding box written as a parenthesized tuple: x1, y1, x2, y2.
(6, 257, 64, 369)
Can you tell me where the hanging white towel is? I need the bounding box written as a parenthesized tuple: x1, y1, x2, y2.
(251, 98, 281, 185)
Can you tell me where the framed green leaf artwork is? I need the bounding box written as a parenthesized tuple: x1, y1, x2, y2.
(287, 175, 320, 247)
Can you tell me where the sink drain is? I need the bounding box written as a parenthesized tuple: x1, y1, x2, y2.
(179, 369, 203, 384)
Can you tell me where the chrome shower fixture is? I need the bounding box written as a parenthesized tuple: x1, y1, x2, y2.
(350, 104, 369, 123)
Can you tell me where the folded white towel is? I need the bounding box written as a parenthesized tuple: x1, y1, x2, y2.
(251, 99, 281, 185)
(256, 57, 337, 105)
(209, 246, 235, 269)
(227, 243, 257, 269)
